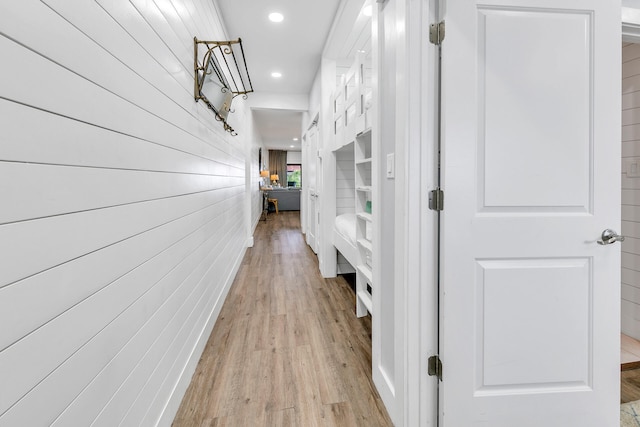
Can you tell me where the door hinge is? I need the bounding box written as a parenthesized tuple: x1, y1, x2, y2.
(429, 188, 444, 211)
(428, 355, 443, 380)
(429, 21, 445, 45)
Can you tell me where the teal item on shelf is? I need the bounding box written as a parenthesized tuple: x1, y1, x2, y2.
(365, 200, 372, 213)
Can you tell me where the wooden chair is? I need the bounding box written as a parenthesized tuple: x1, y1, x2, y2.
(267, 197, 279, 214)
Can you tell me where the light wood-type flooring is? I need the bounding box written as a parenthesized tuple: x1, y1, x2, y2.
(172, 211, 393, 426)
(622, 334, 640, 404)
(622, 334, 640, 369)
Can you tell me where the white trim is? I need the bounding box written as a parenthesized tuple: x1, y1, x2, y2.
(623, 7, 640, 42)
(333, 228, 357, 268)
(402, 0, 440, 425)
(371, 0, 389, 417)
(318, 58, 338, 278)
(623, 22, 640, 42)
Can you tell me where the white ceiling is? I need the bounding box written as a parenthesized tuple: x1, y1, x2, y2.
(214, 0, 370, 150)
(215, 0, 341, 95)
(252, 109, 303, 149)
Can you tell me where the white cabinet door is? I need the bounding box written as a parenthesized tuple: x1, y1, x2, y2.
(440, 1, 621, 425)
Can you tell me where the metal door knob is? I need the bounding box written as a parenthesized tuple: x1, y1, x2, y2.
(597, 229, 625, 245)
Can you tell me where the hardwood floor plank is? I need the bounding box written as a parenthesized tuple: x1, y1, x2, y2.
(288, 306, 311, 347)
(268, 314, 294, 350)
(314, 345, 349, 405)
(292, 344, 325, 427)
(245, 301, 270, 352)
(172, 212, 393, 426)
(266, 407, 297, 426)
(323, 402, 358, 426)
(270, 277, 289, 315)
(268, 347, 297, 411)
(623, 368, 640, 403)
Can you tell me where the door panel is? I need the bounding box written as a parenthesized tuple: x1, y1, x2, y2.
(307, 193, 317, 252)
(476, 258, 590, 392)
(479, 9, 591, 212)
(440, 1, 620, 425)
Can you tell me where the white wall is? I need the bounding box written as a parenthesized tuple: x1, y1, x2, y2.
(335, 145, 356, 274)
(250, 123, 266, 236)
(305, 69, 323, 130)
(287, 151, 302, 164)
(371, 0, 402, 423)
(318, 57, 339, 277)
(335, 145, 356, 216)
(622, 42, 640, 338)
(0, 1, 256, 425)
(249, 92, 309, 111)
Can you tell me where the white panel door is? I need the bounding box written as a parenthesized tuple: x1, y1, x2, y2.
(306, 126, 318, 253)
(440, 0, 620, 425)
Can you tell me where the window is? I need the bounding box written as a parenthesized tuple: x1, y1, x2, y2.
(287, 164, 301, 187)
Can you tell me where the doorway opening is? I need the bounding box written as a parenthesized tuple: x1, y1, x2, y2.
(621, 40, 640, 408)
(621, 42, 640, 416)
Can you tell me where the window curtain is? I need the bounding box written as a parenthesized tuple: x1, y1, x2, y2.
(268, 150, 287, 183)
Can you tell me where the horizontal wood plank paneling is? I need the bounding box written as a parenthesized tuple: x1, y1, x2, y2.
(623, 190, 640, 206)
(2, 217, 241, 426)
(0, 190, 242, 288)
(623, 42, 640, 339)
(0, 1, 252, 425)
(0, 33, 234, 163)
(0, 193, 236, 352)
(623, 220, 640, 239)
(623, 140, 640, 157)
(0, 100, 234, 174)
(336, 147, 355, 216)
(623, 268, 640, 288)
(335, 147, 355, 273)
(0, 162, 241, 224)
(623, 236, 640, 256)
(624, 205, 640, 223)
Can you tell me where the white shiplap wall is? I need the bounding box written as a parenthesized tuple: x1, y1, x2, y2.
(335, 144, 355, 273)
(250, 129, 265, 237)
(0, 1, 254, 426)
(336, 143, 356, 216)
(622, 42, 640, 339)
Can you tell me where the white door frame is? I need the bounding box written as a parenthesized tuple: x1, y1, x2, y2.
(305, 124, 319, 253)
(399, 0, 440, 425)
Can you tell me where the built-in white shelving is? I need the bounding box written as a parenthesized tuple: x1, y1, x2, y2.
(331, 51, 374, 318)
(357, 238, 372, 252)
(356, 211, 372, 222)
(355, 128, 373, 317)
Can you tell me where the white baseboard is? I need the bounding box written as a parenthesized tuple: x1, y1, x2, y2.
(373, 363, 397, 425)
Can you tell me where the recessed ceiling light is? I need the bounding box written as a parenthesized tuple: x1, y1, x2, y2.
(269, 12, 284, 22)
(293, 138, 299, 141)
(290, 145, 295, 148)
(363, 5, 372, 17)
(271, 72, 282, 78)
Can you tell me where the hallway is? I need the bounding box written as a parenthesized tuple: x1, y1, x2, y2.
(172, 212, 393, 426)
